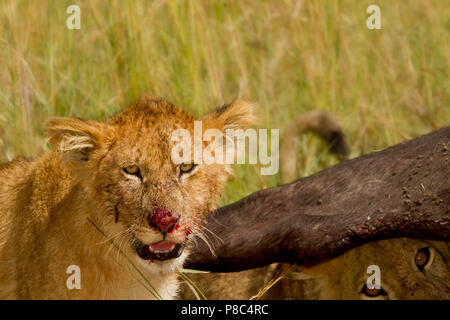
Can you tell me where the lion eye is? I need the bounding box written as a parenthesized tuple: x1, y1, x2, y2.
(415, 247, 430, 270)
(123, 165, 140, 176)
(361, 284, 386, 298)
(179, 163, 196, 175)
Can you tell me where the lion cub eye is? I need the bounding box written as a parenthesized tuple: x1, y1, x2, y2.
(179, 163, 196, 175)
(415, 247, 430, 270)
(361, 284, 386, 298)
(123, 165, 141, 176)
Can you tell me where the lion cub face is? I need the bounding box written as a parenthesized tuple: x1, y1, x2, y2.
(294, 238, 450, 300)
(46, 96, 255, 273)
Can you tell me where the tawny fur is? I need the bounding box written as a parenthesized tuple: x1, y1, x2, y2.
(273, 239, 450, 300)
(280, 110, 348, 182)
(0, 95, 255, 299)
(179, 239, 450, 300)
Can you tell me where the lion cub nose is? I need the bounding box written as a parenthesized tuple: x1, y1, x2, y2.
(149, 207, 179, 233)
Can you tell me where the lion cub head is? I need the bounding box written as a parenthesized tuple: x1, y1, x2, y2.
(45, 95, 255, 273)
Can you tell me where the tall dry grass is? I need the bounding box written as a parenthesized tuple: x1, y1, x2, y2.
(0, 0, 448, 204)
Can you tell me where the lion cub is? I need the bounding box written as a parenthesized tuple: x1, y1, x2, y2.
(0, 95, 255, 299)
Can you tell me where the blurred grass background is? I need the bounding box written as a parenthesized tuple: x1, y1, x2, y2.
(0, 0, 448, 205)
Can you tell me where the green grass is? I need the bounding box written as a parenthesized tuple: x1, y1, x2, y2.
(0, 0, 449, 205)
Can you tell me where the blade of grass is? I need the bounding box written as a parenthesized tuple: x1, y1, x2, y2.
(250, 265, 297, 300)
(178, 270, 208, 300)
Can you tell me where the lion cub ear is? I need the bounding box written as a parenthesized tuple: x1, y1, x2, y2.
(202, 99, 258, 130)
(45, 117, 114, 162)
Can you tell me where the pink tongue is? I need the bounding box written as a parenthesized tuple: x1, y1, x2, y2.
(149, 241, 175, 252)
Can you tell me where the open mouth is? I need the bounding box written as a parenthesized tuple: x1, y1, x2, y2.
(134, 239, 186, 261)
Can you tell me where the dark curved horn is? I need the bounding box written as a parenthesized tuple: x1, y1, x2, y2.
(185, 127, 450, 272)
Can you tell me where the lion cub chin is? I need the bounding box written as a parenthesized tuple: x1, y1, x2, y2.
(0, 95, 255, 300)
